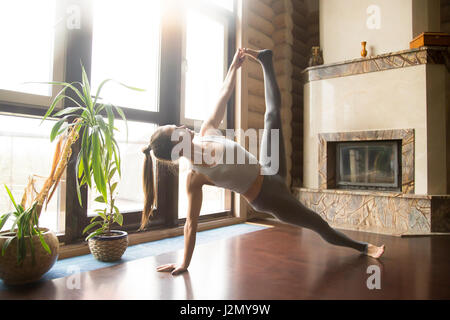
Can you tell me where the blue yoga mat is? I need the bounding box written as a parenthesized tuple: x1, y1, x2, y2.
(0, 223, 268, 290)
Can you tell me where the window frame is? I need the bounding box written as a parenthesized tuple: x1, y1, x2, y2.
(0, 0, 66, 110)
(0, 0, 237, 245)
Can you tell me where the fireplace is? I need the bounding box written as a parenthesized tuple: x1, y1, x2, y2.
(336, 140, 401, 191)
(295, 47, 450, 235)
(318, 129, 415, 194)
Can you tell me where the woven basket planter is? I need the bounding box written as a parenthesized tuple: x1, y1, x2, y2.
(88, 230, 128, 262)
(0, 228, 59, 286)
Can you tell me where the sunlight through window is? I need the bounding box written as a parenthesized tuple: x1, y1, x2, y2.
(0, 0, 56, 96)
(91, 0, 161, 111)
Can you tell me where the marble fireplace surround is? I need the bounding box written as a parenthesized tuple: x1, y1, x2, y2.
(295, 46, 450, 236)
(318, 129, 415, 194)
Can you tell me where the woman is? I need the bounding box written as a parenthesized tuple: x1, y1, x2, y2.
(142, 48, 385, 275)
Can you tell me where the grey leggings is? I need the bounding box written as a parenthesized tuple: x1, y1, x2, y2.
(250, 50, 368, 253)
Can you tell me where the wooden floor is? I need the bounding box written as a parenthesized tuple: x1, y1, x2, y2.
(1, 219, 450, 300)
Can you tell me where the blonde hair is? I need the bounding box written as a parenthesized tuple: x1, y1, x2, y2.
(140, 127, 176, 230)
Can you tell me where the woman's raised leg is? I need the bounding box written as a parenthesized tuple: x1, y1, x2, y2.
(244, 48, 287, 179)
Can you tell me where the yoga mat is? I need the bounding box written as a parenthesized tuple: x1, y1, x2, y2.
(0, 222, 269, 290)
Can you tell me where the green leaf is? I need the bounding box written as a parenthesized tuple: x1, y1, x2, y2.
(81, 127, 92, 188)
(105, 104, 115, 133)
(43, 94, 66, 123)
(94, 195, 106, 203)
(52, 106, 84, 117)
(110, 182, 118, 194)
(112, 105, 128, 142)
(93, 79, 113, 109)
(0, 213, 12, 231)
(115, 81, 145, 92)
(97, 209, 107, 220)
(85, 227, 105, 241)
(111, 137, 122, 178)
(91, 129, 107, 202)
(81, 63, 92, 111)
(75, 152, 83, 206)
(82, 221, 102, 235)
(50, 116, 68, 142)
(108, 167, 117, 181)
(1, 236, 15, 256)
(38, 231, 51, 255)
(115, 212, 123, 226)
(96, 115, 112, 162)
(4, 185, 19, 213)
(34, 81, 87, 109)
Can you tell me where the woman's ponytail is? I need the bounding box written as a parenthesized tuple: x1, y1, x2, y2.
(140, 146, 156, 230)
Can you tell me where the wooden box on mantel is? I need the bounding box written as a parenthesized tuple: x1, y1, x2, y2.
(410, 32, 450, 49)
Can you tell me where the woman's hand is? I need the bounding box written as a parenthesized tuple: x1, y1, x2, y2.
(156, 263, 188, 275)
(231, 48, 245, 69)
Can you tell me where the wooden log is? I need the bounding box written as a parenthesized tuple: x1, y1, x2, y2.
(248, 111, 264, 129)
(273, 28, 293, 45)
(260, 0, 273, 7)
(272, 0, 293, 15)
(291, 0, 307, 15)
(292, 25, 309, 44)
(291, 122, 302, 134)
(292, 51, 308, 68)
(273, 13, 293, 30)
(273, 43, 293, 61)
(280, 91, 293, 107)
(292, 38, 309, 56)
(248, 27, 274, 50)
(291, 135, 303, 148)
(248, 11, 274, 37)
(292, 11, 308, 30)
(248, 94, 266, 114)
(277, 77, 292, 92)
(274, 59, 293, 77)
(248, 0, 274, 22)
(292, 65, 304, 81)
(248, 77, 265, 97)
(292, 106, 302, 119)
(247, 60, 264, 81)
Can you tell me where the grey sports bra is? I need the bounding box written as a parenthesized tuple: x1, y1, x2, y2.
(189, 135, 261, 194)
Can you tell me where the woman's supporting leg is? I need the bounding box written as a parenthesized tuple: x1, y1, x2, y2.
(245, 49, 287, 179)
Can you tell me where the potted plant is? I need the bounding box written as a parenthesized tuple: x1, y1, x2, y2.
(42, 65, 143, 262)
(0, 118, 81, 285)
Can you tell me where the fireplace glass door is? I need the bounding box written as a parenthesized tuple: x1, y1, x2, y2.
(336, 141, 400, 190)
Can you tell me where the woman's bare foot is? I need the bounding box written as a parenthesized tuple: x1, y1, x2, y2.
(365, 244, 385, 259)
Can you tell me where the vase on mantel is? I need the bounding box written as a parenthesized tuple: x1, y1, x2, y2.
(361, 41, 368, 58)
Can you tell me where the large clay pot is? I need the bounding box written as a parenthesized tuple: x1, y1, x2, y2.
(88, 230, 128, 262)
(0, 228, 59, 286)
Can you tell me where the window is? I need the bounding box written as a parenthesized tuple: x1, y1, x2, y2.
(90, 0, 161, 111)
(178, 1, 235, 219)
(0, 0, 236, 243)
(182, 8, 226, 124)
(0, 114, 64, 233)
(0, 0, 65, 107)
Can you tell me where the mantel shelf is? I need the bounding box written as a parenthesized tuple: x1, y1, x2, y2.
(302, 46, 450, 83)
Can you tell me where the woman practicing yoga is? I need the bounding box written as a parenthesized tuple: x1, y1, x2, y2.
(141, 48, 385, 275)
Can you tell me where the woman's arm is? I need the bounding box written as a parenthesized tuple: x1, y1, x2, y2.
(200, 48, 245, 136)
(156, 171, 204, 275)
